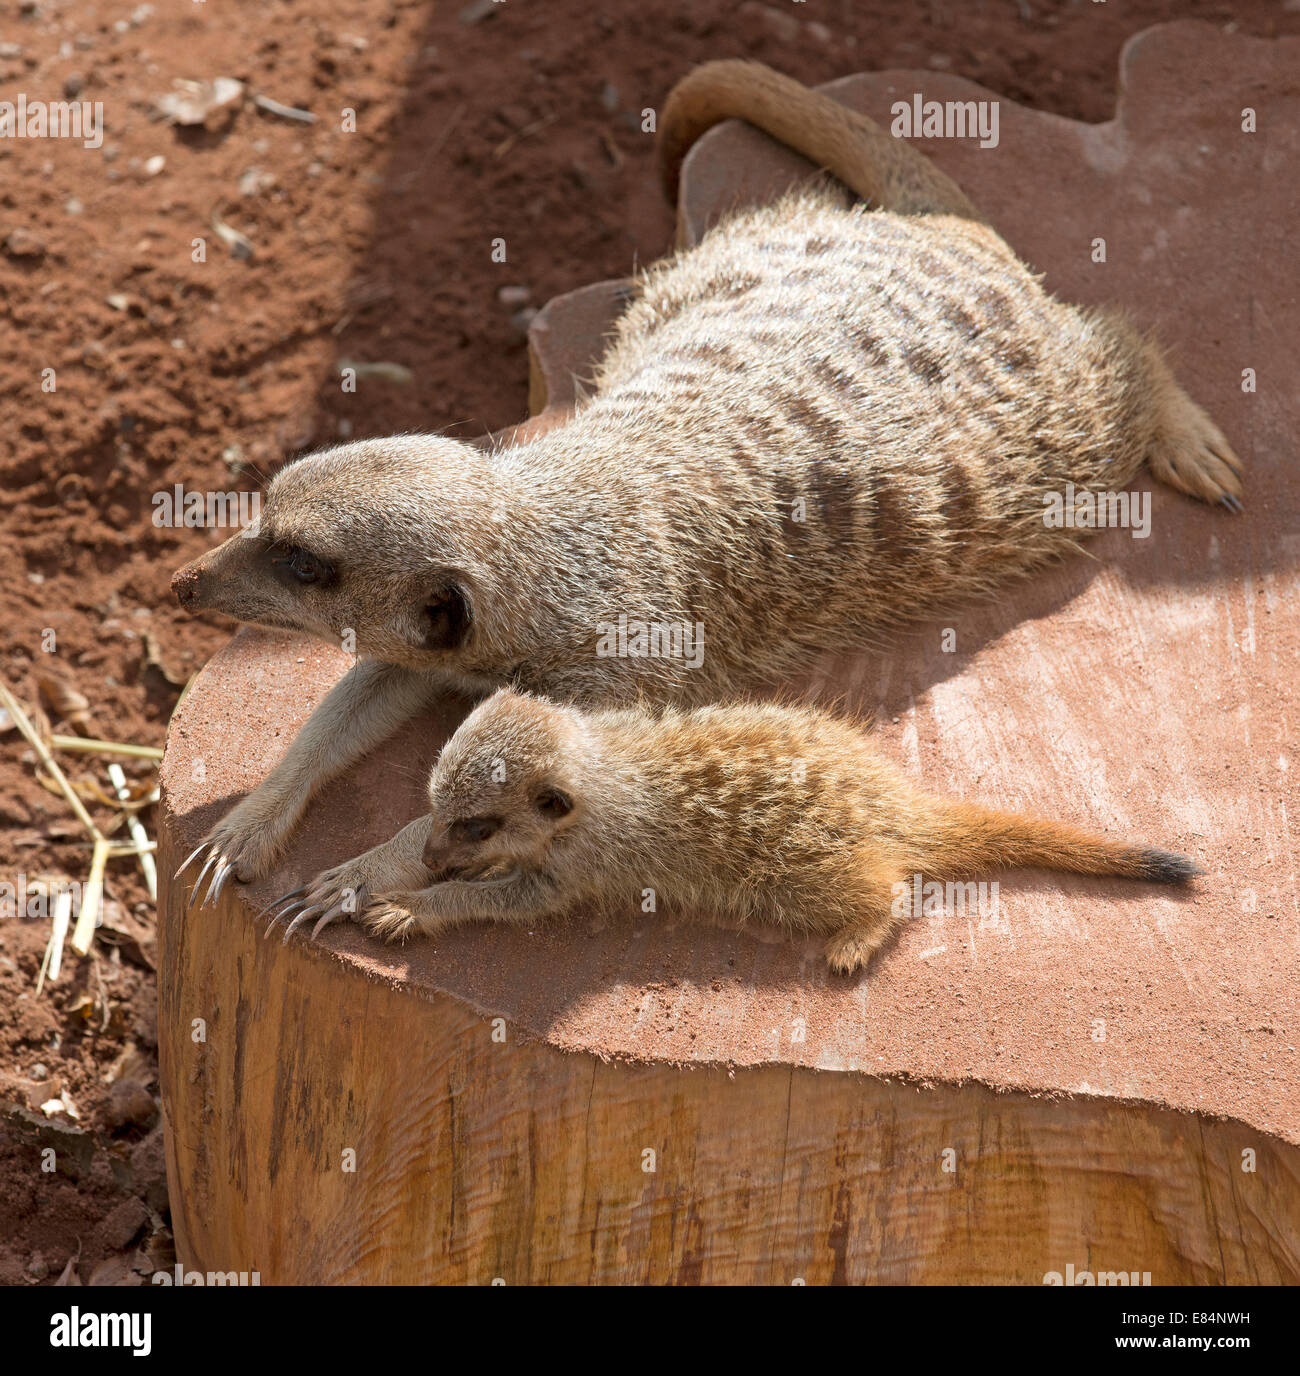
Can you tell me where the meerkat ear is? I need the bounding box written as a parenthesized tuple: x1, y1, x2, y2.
(535, 787, 573, 818)
(418, 582, 472, 651)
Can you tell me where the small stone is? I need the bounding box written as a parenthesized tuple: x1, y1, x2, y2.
(63, 73, 83, 98)
(238, 165, 275, 196)
(104, 1079, 156, 1129)
(496, 284, 531, 307)
(737, 2, 801, 43)
(27, 1254, 49, 1281)
(600, 82, 618, 112)
(65, 198, 83, 215)
(4, 228, 45, 258)
(99, 1197, 149, 1251)
(143, 154, 165, 176)
(31, 1062, 48, 1081)
(0, 43, 24, 59)
(459, 0, 500, 24)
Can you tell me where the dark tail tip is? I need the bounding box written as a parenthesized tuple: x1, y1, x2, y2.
(1132, 848, 1203, 884)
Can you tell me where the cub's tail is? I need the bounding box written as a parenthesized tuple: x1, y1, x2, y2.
(916, 800, 1201, 885)
(658, 59, 984, 221)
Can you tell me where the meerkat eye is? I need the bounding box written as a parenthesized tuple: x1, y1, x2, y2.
(269, 542, 332, 587)
(535, 788, 572, 818)
(454, 815, 500, 844)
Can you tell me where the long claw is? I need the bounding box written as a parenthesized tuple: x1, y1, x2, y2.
(206, 861, 236, 906)
(282, 905, 323, 942)
(311, 902, 352, 939)
(267, 899, 308, 929)
(188, 851, 219, 908)
(260, 885, 306, 920)
(1219, 493, 1243, 513)
(266, 901, 307, 940)
(175, 842, 208, 881)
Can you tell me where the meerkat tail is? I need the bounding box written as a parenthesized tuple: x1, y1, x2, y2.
(916, 801, 1201, 884)
(657, 59, 984, 221)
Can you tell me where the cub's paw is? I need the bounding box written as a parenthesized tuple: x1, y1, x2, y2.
(823, 926, 886, 976)
(361, 893, 427, 943)
(176, 797, 298, 907)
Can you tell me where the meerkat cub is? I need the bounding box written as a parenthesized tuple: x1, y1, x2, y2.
(273, 689, 1199, 974)
(175, 61, 1241, 904)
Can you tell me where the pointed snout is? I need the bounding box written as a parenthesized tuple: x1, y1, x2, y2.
(421, 828, 463, 881)
(421, 830, 449, 872)
(171, 556, 210, 612)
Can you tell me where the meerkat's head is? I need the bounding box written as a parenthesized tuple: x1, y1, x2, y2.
(421, 688, 590, 883)
(170, 436, 513, 673)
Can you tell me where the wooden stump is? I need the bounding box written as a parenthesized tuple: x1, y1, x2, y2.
(158, 22, 1300, 1284)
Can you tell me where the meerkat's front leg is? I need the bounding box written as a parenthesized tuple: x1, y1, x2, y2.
(179, 659, 435, 903)
(362, 870, 561, 943)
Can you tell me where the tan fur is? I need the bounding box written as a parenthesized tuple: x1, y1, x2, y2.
(280, 690, 1199, 974)
(174, 61, 1242, 894)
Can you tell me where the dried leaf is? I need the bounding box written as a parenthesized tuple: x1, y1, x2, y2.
(89, 1254, 141, 1286)
(141, 629, 187, 688)
(65, 993, 97, 1023)
(211, 206, 254, 261)
(35, 672, 93, 736)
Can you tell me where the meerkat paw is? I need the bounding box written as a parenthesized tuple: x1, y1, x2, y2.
(823, 924, 890, 975)
(362, 892, 433, 943)
(1148, 393, 1244, 512)
(271, 822, 436, 942)
(175, 793, 301, 907)
(270, 865, 375, 943)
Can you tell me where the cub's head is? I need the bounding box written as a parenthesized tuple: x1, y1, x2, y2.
(421, 689, 588, 883)
(170, 436, 506, 672)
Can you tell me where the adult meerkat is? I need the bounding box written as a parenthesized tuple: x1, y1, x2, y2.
(272, 689, 1199, 974)
(174, 61, 1242, 901)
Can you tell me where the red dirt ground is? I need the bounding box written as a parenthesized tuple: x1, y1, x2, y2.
(1, 0, 1295, 1286)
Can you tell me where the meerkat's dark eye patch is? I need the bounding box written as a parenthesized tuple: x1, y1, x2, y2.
(268, 542, 334, 588)
(452, 815, 501, 844)
(419, 583, 472, 651)
(535, 788, 572, 818)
